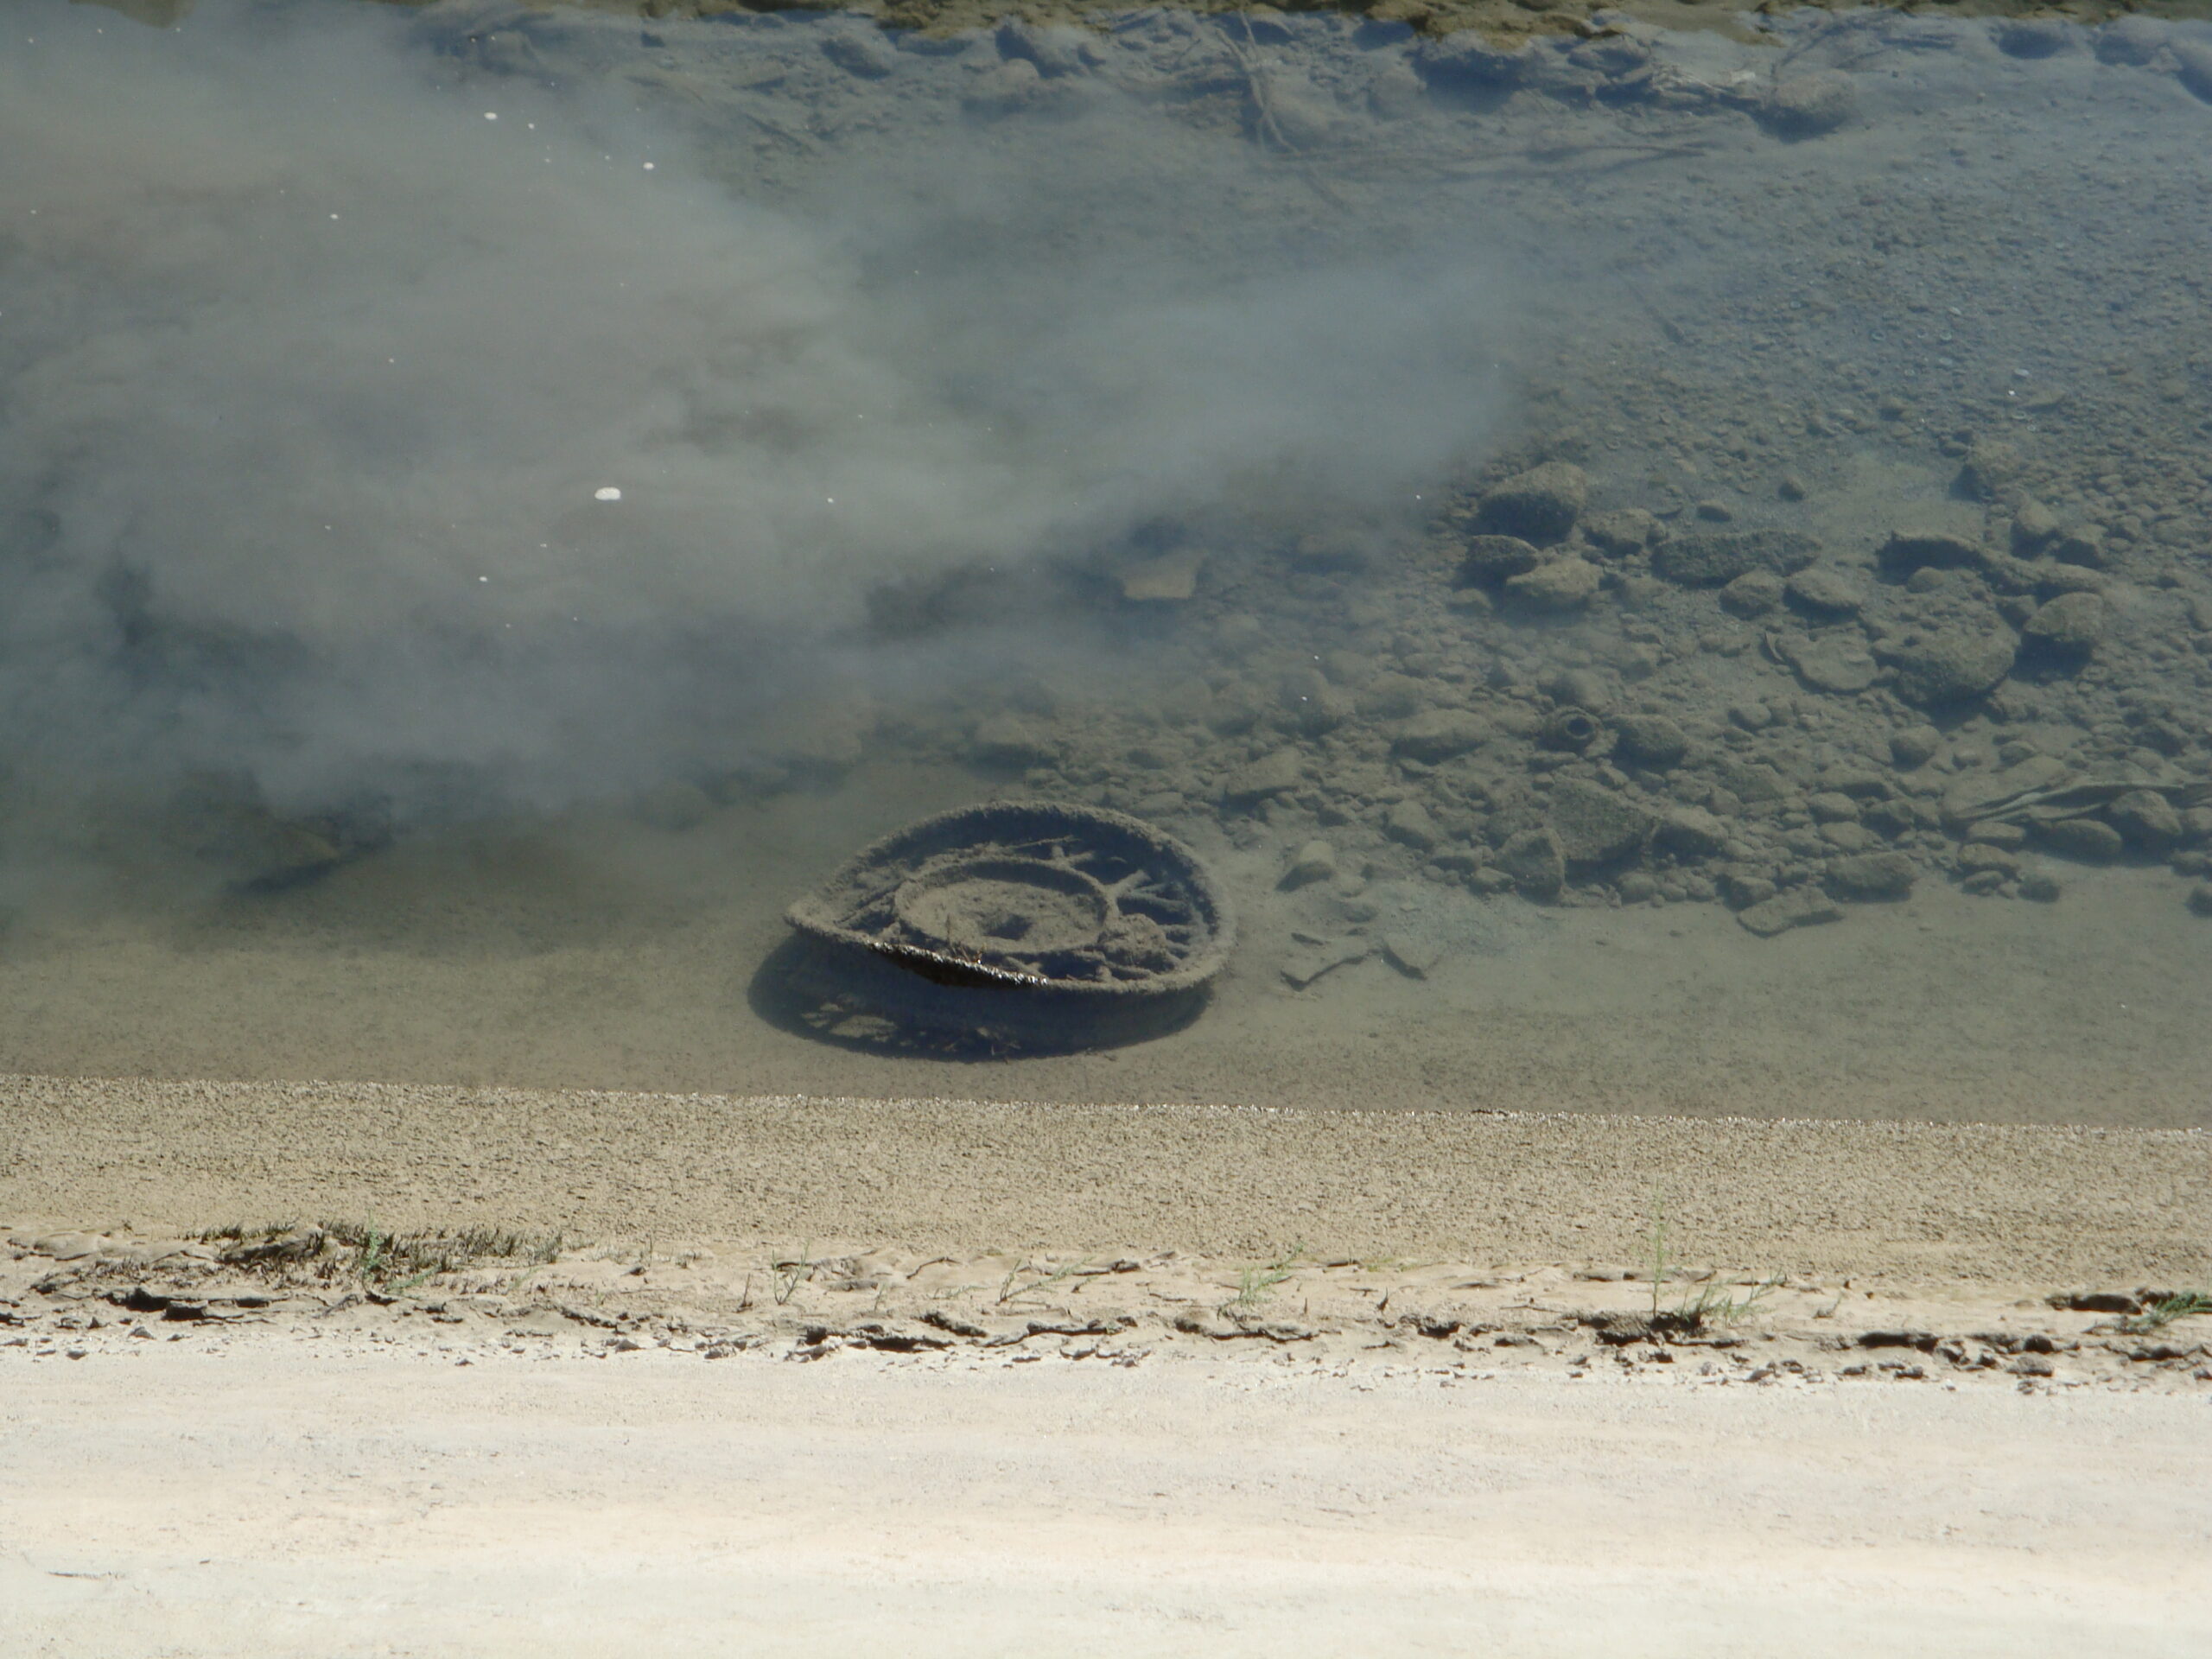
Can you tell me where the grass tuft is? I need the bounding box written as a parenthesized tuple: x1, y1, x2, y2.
(1223, 1242, 1305, 1317)
(194, 1218, 569, 1288)
(995, 1255, 1090, 1308)
(1644, 1203, 1778, 1334)
(2121, 1290, 2212, 1335)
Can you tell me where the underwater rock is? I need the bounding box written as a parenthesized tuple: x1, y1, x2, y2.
(1878, 626, 2018, 708)
(1997, 20, 2076, 59)
(1119, 546, 1204, 601)
(1760, 73, 1856, 138)
(1656, 806, 1730, 859)
(2107, 789, 2184, 851)
(1719, 570, 1785, 618)
(1281, 839, 1338, 889)
(1778, 632, 1880, 696)
(1784, 567, 1865, 618)
(1955, 440, 2022, 501)
(1826, 851, 1917, 902)
(1611, 713, 1688, 770)
(1957, 842, 2021, 878)
(1415, 34, 1529, 90)
(2010, 499, 2062, 552)
(1497, 827, 1566, 899)
(2051, 524, 2107, 568)
(1474, 461, 1588, 545)
(1808, 791, 1860, 823)
(2097, 16, 2171, 65)
(995, 18, 1089, 77)
(1544, 668, 1613, 714)
(1736, 888, 1842, 936)
(1357, 672, 1426, 721)
(1580, 508, 1661, 556)
(1384, 799, 1442, 851)
(1546, 779, 1652, 868)
(1224, 747, 1306, 804)
(1652, 529, 1821, 587)
(1394, 708, 1488, 762)
(1459, 534, 1543, 586)
(1505, 556, 1602, 610)
(1891, 726, 1943, 769)
(2021, 592, 2106, 658)
(1279, 667, 1352, 735)
(2176, 41, 2212, 104)
(1878, 529, 1988, 577)
(969, 715, 1058, 768)
(822, 29, 898, 79)
(965, 58, 1043, 113)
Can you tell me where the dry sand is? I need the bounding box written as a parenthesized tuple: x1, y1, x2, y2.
(5, 1338, 2210, 1656)
(4, 1073, 2209, 1277)
(7, 1078, 2208, 1653)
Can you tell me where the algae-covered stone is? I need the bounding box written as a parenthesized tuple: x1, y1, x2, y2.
(1497, 827, 1566, 899)
(1652, 529, 1821, 587)
(1957, 842, 2021, 877)
(2052, 524, 2107, 568)
(1580, 508, 1661, 556)
(1459, 534, 1543, 586)
(1385, 799, 1441, 851)
(1891, 725, 1943, 769)
(1506, 556, 1602, 611)
(2107, 790, 2183, 851)
(1223, 747, 1306, 804)
(1878, 529, 1987, 576)
(2010, 499, 2062, 551)
(1783, 633, 1880, 695)
(1546, 779, 1652, 868)
(1474, 461, 1588, 545)
(1281, 839, 1338, 889)
(1612, 713, 1689, 770)
(1393, 708, 1488, 763)
(1712, 756, 1789, 804)
(1656, 806, 1730, 858)
(1880, 626, 2017, 707)
(1278, 667, 1352, 735)
(1826, 851, 1916, 901)
(1736, 888, 1843, 936)
(1357, 672, 1425, 721)
(1784, 567, 1865, 618)
(1719, 569, 1785, 618)
(1955, 439, 2022, 501)
(2021, 592, 2105, 658)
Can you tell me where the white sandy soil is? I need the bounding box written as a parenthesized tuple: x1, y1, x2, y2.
(4, 1342, 2210, 1657)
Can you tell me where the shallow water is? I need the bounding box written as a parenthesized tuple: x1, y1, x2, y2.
(3, 0, 2211, 1123)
